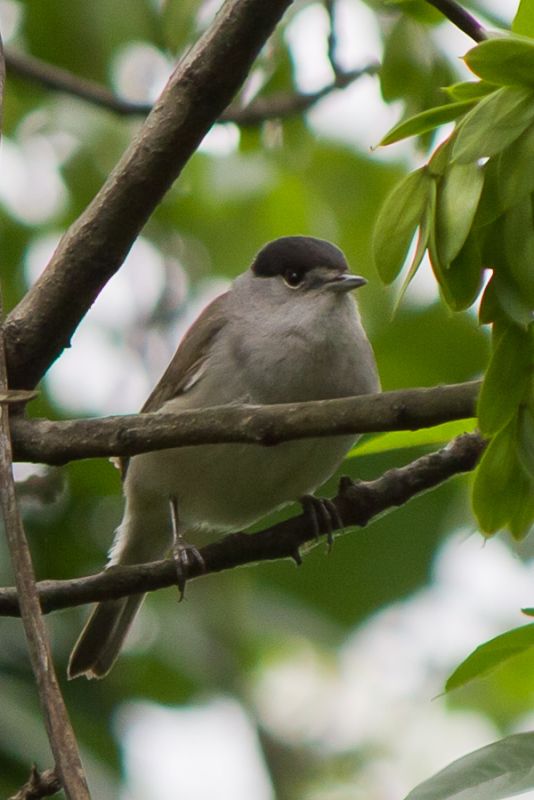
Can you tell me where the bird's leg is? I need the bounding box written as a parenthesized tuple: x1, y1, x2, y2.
(300, 494, 344, 552)
(169, 495, 206, 601)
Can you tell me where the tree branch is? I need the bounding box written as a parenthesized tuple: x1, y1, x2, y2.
(0, 32, 4, 131)
(0, 314, 89, 792)
(0, 29, 88, 800)
(5, 47, 377, 126)
(323, 0, 342, 79)
(5, 48, 151, 115)
(9, 766, 60, 800)
(223, 65, 379, 125)
(424, 0, 487, 42)
(0, 432, 486, 617)
(11, 382, 479, 465)
(4, 0, 294, 391)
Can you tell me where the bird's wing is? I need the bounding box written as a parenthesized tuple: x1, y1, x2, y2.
(141, 291, 229, 412)
(117, 291, 229, 478)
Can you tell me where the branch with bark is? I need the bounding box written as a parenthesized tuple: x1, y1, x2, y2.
(0, 30, 89, 800)
(0, 432, 485, 617)
(424, 0, 487, 41)
(0, 316, 89, 793)
(11, 381, 479, 465)
(8, 766, 60, 800)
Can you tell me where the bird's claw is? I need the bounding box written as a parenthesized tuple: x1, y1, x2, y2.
(300, 494, 344, 552)
(168, 495, 205, 600)
(172, 540, 206, 601)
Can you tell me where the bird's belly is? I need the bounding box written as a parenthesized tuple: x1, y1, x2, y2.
(126, 435, 356, 532)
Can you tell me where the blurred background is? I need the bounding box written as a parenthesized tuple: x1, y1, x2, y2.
(0, 1, 531, 797)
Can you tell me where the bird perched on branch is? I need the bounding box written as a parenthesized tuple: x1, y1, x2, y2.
(68, 236, 379, 679)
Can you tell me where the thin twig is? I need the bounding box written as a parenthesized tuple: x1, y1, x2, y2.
(0, 389, 38, 403)
(0, 433, 486, 616)
(0, 307, 90, 792)
(323, 0, 342, 78)
(223, 65, 378, 125)
(0, 33, 5, 131)
(10, 381, 480, 465)
(5, 47, 376, 126)
(424, 0, 487, 42)
(5, 48, 151, 115)
(9, 766, 61, 800)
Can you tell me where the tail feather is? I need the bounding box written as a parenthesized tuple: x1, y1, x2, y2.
(67, 594, 145, 680)
(69, 482, 171, 679)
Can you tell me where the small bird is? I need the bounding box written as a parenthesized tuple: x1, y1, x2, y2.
(68, 236, 379, 679)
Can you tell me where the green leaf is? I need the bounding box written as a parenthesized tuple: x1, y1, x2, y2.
(445, 623, 534, 693)
(472, 422, 520, 534)
(393, 202, 433, 311)
(435, 162, 484, 265)
(517, 405, 534, 478)
(379, 101, 475, 146)
(513, 0, 534, 38)
(404, 732, 534, 800)
(453, 85, 534, 163)
(427, 134, 455, 177)
(508, 469, 534, 540)
(429, 225, 482, 312)
(473, 159, 504, 228)
(465, 35, 534, 87)
(443, 81, 497, 101)
(497, 124, 534, 209)
(350, 419, 477, 457)
(503, 200, 534, 305)
(444, 231, 483, 310)
(494, 269, 534, 329)
(478, 276, 502, 325)
(373, 168, 431, 284)
(478, 326, 530, 435)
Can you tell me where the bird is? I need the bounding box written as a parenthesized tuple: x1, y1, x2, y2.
(68, 235, 379, 679)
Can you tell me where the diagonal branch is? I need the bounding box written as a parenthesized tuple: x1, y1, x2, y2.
(5, 47, 377, 125)
(424, 0, 487, 42)
(10, 381, 480, 465)
(0, 432, 486, 617)
(4, 0, 294, 391)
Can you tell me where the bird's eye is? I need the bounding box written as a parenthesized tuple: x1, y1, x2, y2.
(283, 268, 303, 288)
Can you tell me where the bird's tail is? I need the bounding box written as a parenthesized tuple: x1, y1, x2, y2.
(67, 594, 144, 679)
(68, 492, 170, 680)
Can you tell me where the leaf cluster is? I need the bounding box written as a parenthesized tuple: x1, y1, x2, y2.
(374, 28, 534, 540)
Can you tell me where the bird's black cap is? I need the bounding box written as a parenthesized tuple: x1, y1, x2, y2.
(251, 236, 349, 278)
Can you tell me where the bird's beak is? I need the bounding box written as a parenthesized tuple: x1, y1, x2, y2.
(325, 273, 367, 293)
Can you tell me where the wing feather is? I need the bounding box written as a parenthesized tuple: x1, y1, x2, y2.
(117, 291, 229, 478)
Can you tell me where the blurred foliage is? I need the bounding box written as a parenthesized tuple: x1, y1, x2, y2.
(0, 1, 530, 798)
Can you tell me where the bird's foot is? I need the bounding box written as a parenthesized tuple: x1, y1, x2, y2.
(300, 494, 344, 552)
(172, 538, 206, 601)
(169, 494, 205, 600)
